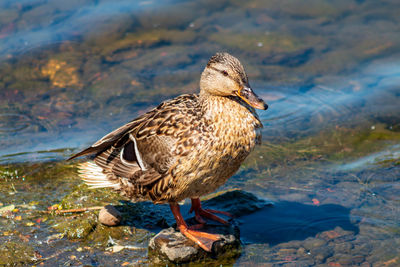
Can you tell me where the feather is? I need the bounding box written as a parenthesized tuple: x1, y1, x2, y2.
(78, 162, 120, 189)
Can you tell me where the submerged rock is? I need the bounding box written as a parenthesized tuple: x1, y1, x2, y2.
(202, 189, 272, 216)
(148, 222, 241, 264)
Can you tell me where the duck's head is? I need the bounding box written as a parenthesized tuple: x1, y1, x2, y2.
(200, 52, 268, 110)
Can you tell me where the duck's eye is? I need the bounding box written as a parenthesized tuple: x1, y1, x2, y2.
(222, 70, 229, 76)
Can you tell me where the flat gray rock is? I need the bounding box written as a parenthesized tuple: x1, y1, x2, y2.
(148, 222, 241, 264)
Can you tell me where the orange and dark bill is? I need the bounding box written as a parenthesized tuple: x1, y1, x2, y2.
(235, 86, 268, 110)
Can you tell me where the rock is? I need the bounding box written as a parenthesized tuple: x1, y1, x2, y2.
(53, 212, 97, 240)
(334, 242, 353, 254)
(303, 237, 327, 251)
(202, 190, 271, 217)
(276, 240, 304, 249)
(0, 241, 36, 265)
(99, 205, 122, 226)
(277, 248, 297, 256)
(318, 226, 355, 242)
(297, 247, 307, 255)
(312, 246, 333, 264)
(148, 222, 241, 264)
(327, 254, 366, 266)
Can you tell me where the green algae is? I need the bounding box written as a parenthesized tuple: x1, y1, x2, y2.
(0, 241, 36, 265)
(53, 181, 155, 246)
(245, 122, 400, 173)
(89, 223, 148, 244)
(376, 158, 400, 167)
(53, 212, 98, 240)
(59, 183, 121, 210)
(52, 209, 150, 245)
(0, 161, 80, 211)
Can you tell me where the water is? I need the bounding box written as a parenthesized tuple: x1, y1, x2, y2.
(0, 0, 399, 265)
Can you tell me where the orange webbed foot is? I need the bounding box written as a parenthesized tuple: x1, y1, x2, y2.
(190, 198, 233, 225)
(170, 202, 222, 252)
(178, 224, 221, 252)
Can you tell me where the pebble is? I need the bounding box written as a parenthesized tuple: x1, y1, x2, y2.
(98, 205, 122, 226)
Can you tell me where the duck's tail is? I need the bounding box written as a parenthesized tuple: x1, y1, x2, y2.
(77, 161, 120, 189)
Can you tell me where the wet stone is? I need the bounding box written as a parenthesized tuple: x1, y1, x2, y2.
(276, 248, 297, 256)
(148, 222, 241, 264)
(360, 262, 372, 267)
(289, 259, 315, 266)
(318, 226, 355, 243)
(53, 212, 97, 240)
(0, 241, 36, 265)
(353, 242, 373, 256)
(334, 241, 353, 254)
(276, 240, 304, 249)
(87, 223, 149, 246)
(303, 237, 327, 251)
(327, 254, 366, 266)
(312, 246, 333, 264)
(98, 204, 122, 226)
(297, 247, 307, 255)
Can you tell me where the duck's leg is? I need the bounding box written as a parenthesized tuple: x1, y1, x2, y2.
(169, 203, 221, 252)
(189, 198, 232, 225)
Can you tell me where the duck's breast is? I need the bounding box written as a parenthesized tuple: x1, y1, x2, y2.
(166, 97, 262, 200)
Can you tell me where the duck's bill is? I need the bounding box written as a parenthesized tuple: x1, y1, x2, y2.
(236, 86, 268, 110)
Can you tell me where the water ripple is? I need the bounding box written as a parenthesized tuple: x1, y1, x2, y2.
(0, 113, 32, 133)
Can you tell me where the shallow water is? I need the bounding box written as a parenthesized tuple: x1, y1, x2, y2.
(0, 0, 399, 265)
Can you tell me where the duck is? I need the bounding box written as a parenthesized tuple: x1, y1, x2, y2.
(68, 52, 268, 252)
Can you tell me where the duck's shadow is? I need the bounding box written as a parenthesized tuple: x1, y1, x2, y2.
(238, 201, 359, 245)
(115, 190, 359, 246)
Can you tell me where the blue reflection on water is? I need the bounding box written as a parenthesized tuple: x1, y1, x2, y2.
(259, 57, 400, 133)
(240, 201, 359, 245)
(0, 0, 175, 58)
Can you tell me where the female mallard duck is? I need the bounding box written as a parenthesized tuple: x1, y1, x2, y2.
(69, 52, 267, 251)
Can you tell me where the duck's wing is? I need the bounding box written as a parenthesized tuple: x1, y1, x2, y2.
(67, 119, 140, 160)
(69, 94, 201, 186)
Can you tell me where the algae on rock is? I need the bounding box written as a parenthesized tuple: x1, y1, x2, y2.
(0, 241, 36, 265)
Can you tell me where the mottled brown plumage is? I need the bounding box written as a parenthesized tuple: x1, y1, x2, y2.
(69, 52, 268, 251)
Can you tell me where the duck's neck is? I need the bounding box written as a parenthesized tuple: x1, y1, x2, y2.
(199, 92, 224, 116)
(199, 92, 261, 127)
